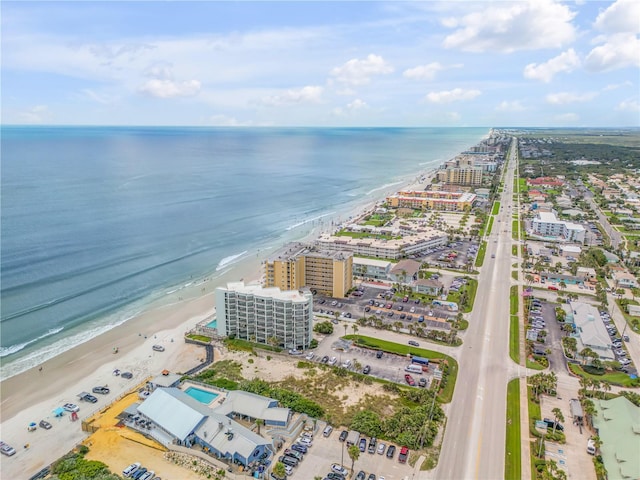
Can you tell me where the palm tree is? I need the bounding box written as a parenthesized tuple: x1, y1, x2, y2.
(551, 407, 564, 435)
(255, 418, 264, 435)
(352, 324, 359, 340)
(343, 323, 348, 337)
(347, 443, 360, 473)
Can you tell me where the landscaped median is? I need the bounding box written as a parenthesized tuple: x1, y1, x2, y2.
(486, 216, 494, 235)
(568, 363, 640, 388)
(492, 201, 501, 215)
(512, 220, 519, 240)
(509, 315, 520, 364)
(504, 378, 521, 480)
(344, 335, 458, 403)
(475, 241, 487, 267)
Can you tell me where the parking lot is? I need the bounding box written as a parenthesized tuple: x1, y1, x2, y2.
(304, 332, 437, 388)
(287, 422, 416, 480)
(315, 284, 453, 332)
(411, 240, 479, 270)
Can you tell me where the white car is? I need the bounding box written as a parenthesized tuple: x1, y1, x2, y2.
(152, 345, 165, 352)
(139, 471, 155, 480)
(331, 464, 348, 476)
(297, 436, 312, 446)
(377, 442, 386, 454)
(305, 352, 314, 360)
(63, 403, 80, 413)
(328, 356, 337, 365)
(123, 463, 141, 477)
(284, 465, 293, 475)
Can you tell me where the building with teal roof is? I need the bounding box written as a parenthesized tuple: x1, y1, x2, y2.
(592, 396, 640, 479)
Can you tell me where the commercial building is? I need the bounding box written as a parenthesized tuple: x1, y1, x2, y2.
(386, 190, 476, 212)
(413, 279, 444, 296)
(134, 387, 284, 468)
(592, 396, 640, 480)
(317, 229, 447, 260)
(563, 302, 614, 361)
(353, 257, 392, 280)
(215, 281, 313, 350)
(531, 211, 585, 243)
(389, 259, 421, 284)
(613, 271, 639, 289)
(264, 243, 353, 298)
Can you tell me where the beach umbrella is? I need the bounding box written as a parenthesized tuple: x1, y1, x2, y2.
(53, 407, 64, 417)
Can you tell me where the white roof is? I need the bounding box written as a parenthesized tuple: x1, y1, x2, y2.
(214, 391, 290, 425)
(536, 211, 558, 223)
(571, 302, 612, 352)
(222, 281, 311, 302)
(352, 257, 392, 268)
(138, 388, 207, 441)
(562, 245, 582, 253)
(195, 413, 270, 460)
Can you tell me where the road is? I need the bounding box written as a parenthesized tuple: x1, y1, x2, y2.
(577, 180, 623, 249)
(433, 139, 519, 480)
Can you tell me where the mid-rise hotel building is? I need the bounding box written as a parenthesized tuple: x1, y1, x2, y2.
(263, 243, 353, 298)
(215, 281, 313, 350)
(531, 211, 585, 243)
(386, 190, 476, 212)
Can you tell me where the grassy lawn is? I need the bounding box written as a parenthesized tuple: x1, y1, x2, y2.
(512, 220, 519, 240)
(568, 363, 640, 387)
(510, 315, 520, 364)
(475, 241, 487, 267)
(224, 338, 283, 353)
(518, 178, 527, 192)
(492, 201, 501, 215)
(526, 360, 545, 370)
(344, 335, 458, 403)
(447, 278, 478, 313)
(186, 334, 212, 343)
(512, 270, 518, 280)
(505, 378, 521, 480)
(616, 299, 640, 333)
(510, 285, 519, 315)
(512, 245, 518, 256)
(486, 216, 495, 235)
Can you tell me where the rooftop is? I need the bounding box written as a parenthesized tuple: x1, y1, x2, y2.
(221, 281, 312, 302)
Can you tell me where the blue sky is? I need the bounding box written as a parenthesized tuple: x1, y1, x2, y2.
(2, 1, 639, 127)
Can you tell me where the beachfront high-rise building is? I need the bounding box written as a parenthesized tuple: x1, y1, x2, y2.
(215, 281, 313, 350)
(386, 190, 476, 212)
(263, 243, 353, 298)
(435, 167, 483, 186)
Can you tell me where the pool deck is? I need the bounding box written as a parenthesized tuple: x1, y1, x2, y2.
(180, 381, 227, 408)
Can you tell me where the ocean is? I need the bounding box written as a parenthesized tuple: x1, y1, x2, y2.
(0, 126, 487, 379)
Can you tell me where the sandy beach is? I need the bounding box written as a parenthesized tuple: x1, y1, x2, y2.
(0, 163, 440, 479)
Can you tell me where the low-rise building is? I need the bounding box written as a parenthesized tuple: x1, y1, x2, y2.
(563, 302, 614, 361)
(413, 279, 444, 296)
(540, 272, 584, 286)
(613, 271, 639, 289)
(352, 257, 392, 281)
(576, 267, 597, 282)
(135, 387, 277, 467)
(530, 211, 585, 243)
(560, 245, 582, 257)
(592, 396, 640, 480)
(386, 190, 476, 212)
(389, 259, 421, 284)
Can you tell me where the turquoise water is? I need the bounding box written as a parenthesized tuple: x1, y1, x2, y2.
(206, 320, 217, 329)
(185, 386, 219, 404)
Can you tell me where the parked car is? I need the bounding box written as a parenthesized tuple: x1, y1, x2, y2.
(328, 357, 337, 365)
(404, 374, 416, 386)
(131, 467, 147, 480)
(152, 345, 165, 352)
(377, 442, 386, 455)
(279, 456, 298, 467)
(358, 437, 367, 452)
(326, 473, 345, 480)
(284, 449, 303, 461)
(80, 393, 98, 403)
(355, 471, 366, 480)
(297, 436, 312, 446)
(63, 403, 80, 413)
(123, 462, 141, 477)
(408, 341, 419, 347)
(331, 464, 348, 476)
(418, 377, 428, 388)
(321, 356, 329, 363)
(139, 471, 155, 480)
(92, 386, 110, 395)
(291, 443, 308, 454)
(339, 430, 348, 442)
(323, 425, 333, 437)
(543, 418, 564, 432)
(121, 372, 133, 379)
(368, 437, 377, 454)
(0, 442, 17, 457)
(386, 445, 396, 459)
(39, 420, 52, 429)
(398, 446, 409, 463)
(376, 351, 383, 359)
(362, 365, 371, 374)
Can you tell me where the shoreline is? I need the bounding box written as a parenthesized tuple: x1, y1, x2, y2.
(0, 133, 486, 479)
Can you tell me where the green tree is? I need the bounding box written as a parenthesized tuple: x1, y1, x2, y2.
(551, 407, 564, 435)
(347, 444, 360, 473)
(272, 462, 287, 478)
(255, 418, 264, 435)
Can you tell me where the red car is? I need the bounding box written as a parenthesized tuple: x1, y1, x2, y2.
(548, 285, 558, 291)
(404, 374, 416, 386)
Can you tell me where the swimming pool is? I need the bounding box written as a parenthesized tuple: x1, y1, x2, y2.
(184, 386, 219, 404)
(206, 320, 217, 329)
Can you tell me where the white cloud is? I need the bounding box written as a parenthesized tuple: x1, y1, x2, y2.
(594, 0, 640, 34)
(545, 92, 597, 105)
(584, 33, 640, 72)
(330, 54, 393, 86)
(425, 88, 481, 103)
(403, 62, 462, 80)
(615, 98, 640, 112)
(495, 100, 526, 112)
(523, 49, 580, 83)
(260, 85, 323, 106)
(347, 99, 368, 110)
(332, 98, 369, 116)
(139, 79, 201, 98)
(82, 89, 113, 105)
(554, 112, 580, 123)
(443, 0, 576, 53)
(603, 81, 633, 91)
(18, 105, 51, 123)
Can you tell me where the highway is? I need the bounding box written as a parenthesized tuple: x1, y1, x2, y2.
(433, 138, 519, 480)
